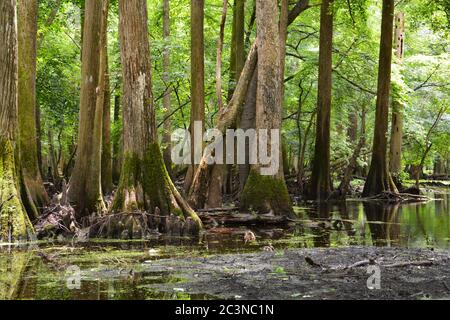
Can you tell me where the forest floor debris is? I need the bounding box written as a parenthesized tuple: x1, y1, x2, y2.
(132, 247, 450, 300)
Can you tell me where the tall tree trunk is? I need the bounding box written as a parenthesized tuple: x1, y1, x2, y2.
(161, 0, 172, 177)
(112, 94, 122, 184)
(389, 12, 405, 177)
(227, 0, 245, 100)
(113, 0, 202, 230)
(100, 0, 113, 195)
(240, 0, 293, 216)
(184, 0, 205, 192)
(206, 0, 229, 208)
(215, 0, 228, 112)
(0, 0, 34, 241)
(309, 0, 333, 200)
(187, 0, 311, 209)
(68, 0, 105, 217)
(363, 0, 398, 197)
(18, 0, 49, 210)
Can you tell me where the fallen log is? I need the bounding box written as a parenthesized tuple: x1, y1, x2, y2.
(198, 212, 293, 227)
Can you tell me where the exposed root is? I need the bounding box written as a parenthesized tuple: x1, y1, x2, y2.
(34, 202, 79, 240)
(87, 210, 200, 239)
(362, 191, 430, 203)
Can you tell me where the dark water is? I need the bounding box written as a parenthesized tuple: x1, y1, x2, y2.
(0, 190, 448, 300)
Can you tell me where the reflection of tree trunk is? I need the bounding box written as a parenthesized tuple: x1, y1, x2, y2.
(0, 251, 32, 299)
(308, 202, 331, 247)
(337, 202, 356, 244)
(364, 202, 400, 247)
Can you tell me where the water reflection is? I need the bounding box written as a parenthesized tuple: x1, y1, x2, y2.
(0, 190, 448, 300)
(297, 191, 450, 249)
(363, 203, 400, 246)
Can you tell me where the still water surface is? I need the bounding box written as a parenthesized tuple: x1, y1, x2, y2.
(1, 190, 448, 299)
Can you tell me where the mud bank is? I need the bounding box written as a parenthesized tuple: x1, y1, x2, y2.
(134, 247, 450, 300)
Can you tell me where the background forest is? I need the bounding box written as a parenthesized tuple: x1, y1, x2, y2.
(36, 0, 449, 194)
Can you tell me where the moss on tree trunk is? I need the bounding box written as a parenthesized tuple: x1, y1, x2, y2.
(240, 169, 293, 216)
(0, 139, 34, 242)
(112, 143, 202, 227)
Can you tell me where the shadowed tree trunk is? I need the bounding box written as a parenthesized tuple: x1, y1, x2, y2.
(206, 0, 229, 208)
(68, 0, 106, 217)
(101, 0, 113, 195)
(112, 93, 121, 184)
(309, 0, 333, 200)
(161, 0, 173, 177)
(228, 0, 245, 101)
(240, 0, 293, 216)
(389, 12, 405, 177)
(18, 0, 49, 210)
(363, 0, 398, 197)
(112, 0, 202, 229)
(0, 0, 35, 241)
(184, 0, 205, 192)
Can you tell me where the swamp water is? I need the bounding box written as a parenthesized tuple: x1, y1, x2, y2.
(0, 189, 448, 300)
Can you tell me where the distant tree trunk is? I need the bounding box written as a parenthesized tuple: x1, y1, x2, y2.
(101, 0, 113, 195)
(228, 0, 245, 100)
(113, 0, 202, 230)
(112, 94, 122, 184)
(161, 0, 173, 177)
(309, 0, 333, 200)
(68, 0, 106, 217)
(389, 12, 405, 177)
(363, 0, 398, 197)
(215, 0, 227, 112)
(347, 109, 358, 142)
(184, 0, 205, 192)
(17, 0, 49, 210)
(240, 0, 293, 216)
(206, 0, 228, 208)
(0, 0, 34, 241)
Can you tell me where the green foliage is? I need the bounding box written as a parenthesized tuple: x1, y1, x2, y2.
(35, 0, 450, 184)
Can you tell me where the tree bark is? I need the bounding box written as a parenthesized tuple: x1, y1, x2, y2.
(0, 0, 34, 241)
(309, 0, 333, 200)
(363, 0, 398, 197)
(113, 0, 202, 230)
(184, 0, 205, 192)
(18, 0, 49, 210)
(112, 93, 121, 184)
(240, 0, 293, 216)
(227, 0, 245, 101)
(188, 0, 311, 209)
(389, 12, 405, 176)
(161, 0, 173, 177)
(68, 0, 106, 217)
(101, 0, 113, 195)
